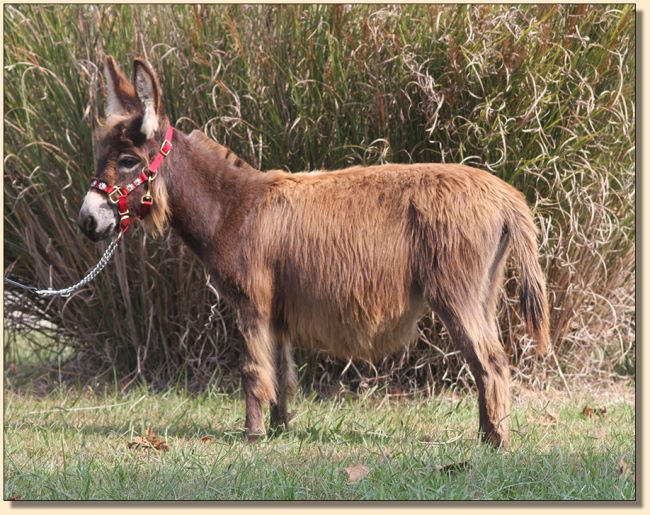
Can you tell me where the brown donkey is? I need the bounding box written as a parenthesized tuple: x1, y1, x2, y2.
(78, 56, 550, 448)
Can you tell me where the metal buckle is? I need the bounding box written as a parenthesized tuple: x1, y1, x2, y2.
(108, 187, 122, 204)
(160, 139, 172, 157)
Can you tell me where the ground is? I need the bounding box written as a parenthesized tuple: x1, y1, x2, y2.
(3, 382, 635, 501)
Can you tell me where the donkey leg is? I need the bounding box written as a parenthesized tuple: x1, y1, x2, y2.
(270, 337, 297, 432)
(239, 319, 277, 441)
(437, 304, 510, 448)
(471, 331, 510, 449)
(471, 227, 513, 447)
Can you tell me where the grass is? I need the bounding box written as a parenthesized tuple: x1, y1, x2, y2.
(3, 383, 635, 501)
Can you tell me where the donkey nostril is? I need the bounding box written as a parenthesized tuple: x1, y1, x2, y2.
(84, 216, 97, 235)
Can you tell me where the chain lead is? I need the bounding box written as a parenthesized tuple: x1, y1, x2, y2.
(5, 233, 123, 298)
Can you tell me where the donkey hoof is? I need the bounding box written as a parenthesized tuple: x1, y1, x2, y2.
(269, 421, 288, 435)
(246, 431, 266, 442)
(482, 430, 509, 450)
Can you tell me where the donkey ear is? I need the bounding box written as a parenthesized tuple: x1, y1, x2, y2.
(103, 56, 139, 117)
(133, 58, 163, 139)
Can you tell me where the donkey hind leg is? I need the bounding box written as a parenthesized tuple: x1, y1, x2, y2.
(437, 302, 511, 448)
(239, 321, 277, 441)
(270, 336, 298, 432)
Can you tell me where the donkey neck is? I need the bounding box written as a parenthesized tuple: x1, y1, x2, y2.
(161, 129, 266, 261)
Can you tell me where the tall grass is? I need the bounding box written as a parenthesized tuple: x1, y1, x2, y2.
(3, 5, 635, 392)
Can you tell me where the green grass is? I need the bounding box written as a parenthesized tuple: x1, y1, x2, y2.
(4, 385, 635, 500)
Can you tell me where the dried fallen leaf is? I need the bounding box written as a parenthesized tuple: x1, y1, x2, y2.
(345, 464, 370, 483)
(582, 405, 607, 420)
(618, 456, 631, 477)
(127, 426, 170, 452)
(200, 435, 213, 443)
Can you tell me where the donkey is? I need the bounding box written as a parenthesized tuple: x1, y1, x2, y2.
(78, 56, 550, 448)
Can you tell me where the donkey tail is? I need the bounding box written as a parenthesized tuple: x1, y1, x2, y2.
(505, 198, 550, 355)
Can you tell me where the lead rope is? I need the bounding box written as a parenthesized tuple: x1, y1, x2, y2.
(4, 232, 122, 298)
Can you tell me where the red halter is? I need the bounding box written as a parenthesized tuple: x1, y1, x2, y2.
(90, 126, 174, 233)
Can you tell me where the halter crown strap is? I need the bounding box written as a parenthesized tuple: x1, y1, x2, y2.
(90, 125, 174, 233)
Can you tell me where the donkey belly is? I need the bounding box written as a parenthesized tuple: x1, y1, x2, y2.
(281, 288, 428, 361)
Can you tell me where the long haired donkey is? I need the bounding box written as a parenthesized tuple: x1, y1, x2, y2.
(78, 57, 550, 448)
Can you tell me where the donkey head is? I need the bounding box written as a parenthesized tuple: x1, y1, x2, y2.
(78, 56, 169, 241)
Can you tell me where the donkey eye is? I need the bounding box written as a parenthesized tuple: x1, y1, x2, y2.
(118, 156, 140, 170)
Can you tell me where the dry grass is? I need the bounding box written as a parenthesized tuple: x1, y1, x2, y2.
(3, 5, 635, 392)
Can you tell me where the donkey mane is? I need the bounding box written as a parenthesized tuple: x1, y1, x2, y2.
(187, 130, 256, 173)
(143, 130, 256, 237)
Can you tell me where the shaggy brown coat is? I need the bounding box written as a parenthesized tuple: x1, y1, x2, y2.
(80, 57, 550, 448)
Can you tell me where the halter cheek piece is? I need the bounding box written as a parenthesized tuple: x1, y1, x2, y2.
(89, 125, 174, 233)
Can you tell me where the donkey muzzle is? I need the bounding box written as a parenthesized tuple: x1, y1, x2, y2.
(78, 191, 118, 241)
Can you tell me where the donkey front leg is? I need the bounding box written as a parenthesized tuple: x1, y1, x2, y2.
(239, 319, 277, 441)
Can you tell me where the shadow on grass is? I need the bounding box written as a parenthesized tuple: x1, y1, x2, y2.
(3, 418, 401, 446)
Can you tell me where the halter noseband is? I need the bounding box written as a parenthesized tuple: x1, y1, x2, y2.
(90, 125, 174, 233)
